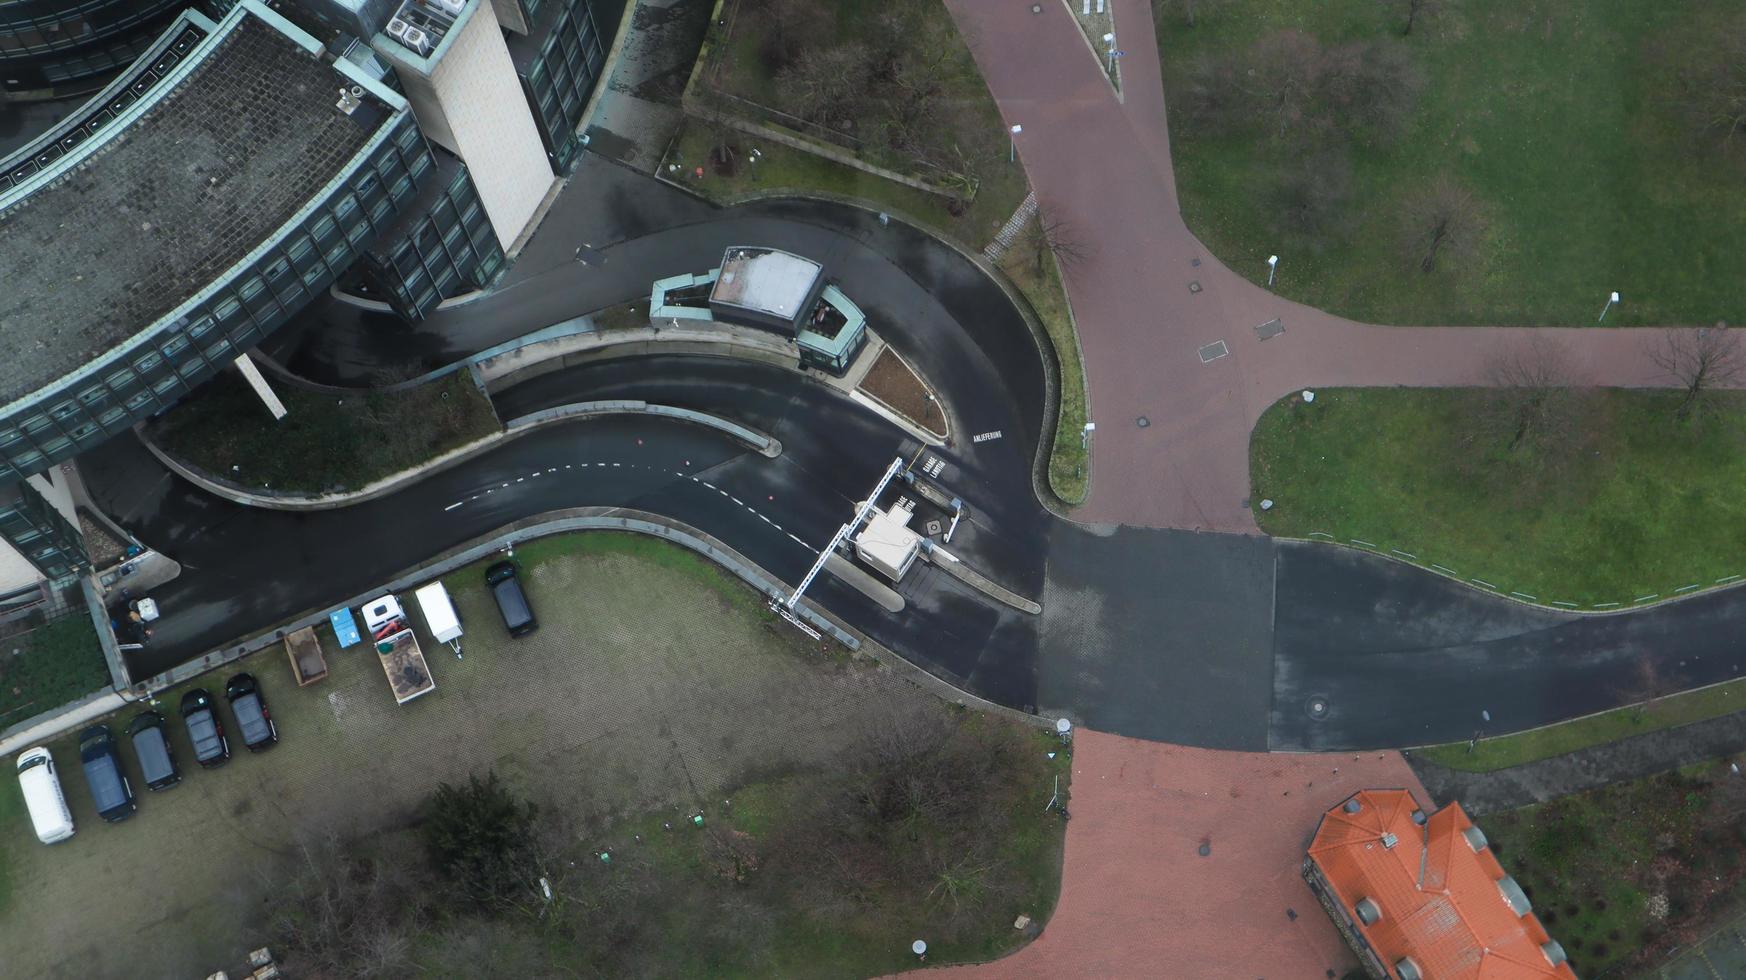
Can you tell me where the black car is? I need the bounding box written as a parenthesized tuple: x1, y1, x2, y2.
(224, 673, 278, 751)
(125, 711, 181, 791)
(77, 725, 136, 823)
(180, 689, 231, 768)
(485, 560, 538, 637)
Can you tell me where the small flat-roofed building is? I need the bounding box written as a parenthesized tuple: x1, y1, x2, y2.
(650, 246, 869, 375)
(1305, 789, 1577, 980)
(709, 247, 828, 332)
(853, 499, 922, 582)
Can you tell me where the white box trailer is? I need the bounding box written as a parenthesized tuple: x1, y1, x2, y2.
(414, 582, 463, 658)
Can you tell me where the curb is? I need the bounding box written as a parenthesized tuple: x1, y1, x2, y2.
(1276, 534, 1746, 617)
(138, 402, 781, 511)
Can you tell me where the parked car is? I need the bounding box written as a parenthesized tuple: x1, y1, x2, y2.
(485, 560, 538, 637)
(125, 711, 181, 791)
(15, 747, 75, 844)
(77, 725, 136, 823)
(180, 689, 230, 768)
(224, 673, 278, 751)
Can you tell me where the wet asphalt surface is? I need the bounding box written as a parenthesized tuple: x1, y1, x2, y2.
(85, 155, 1746, 752)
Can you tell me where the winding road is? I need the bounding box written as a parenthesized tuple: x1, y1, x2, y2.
(78, 155, 1746, 754)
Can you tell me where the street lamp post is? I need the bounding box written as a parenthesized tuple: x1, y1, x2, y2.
(1267, 254, 1279, 287)
(1598, 290, 1620, 323)
(1009, 124, 1022, 163)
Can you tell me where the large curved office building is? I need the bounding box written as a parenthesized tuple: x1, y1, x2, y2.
(0, 0, 619, 603)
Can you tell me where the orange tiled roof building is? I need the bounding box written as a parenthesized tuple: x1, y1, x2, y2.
(1303, 789, 1578, 980)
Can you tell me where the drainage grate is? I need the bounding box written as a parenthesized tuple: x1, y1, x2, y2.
(1255, 318, 1284, 340)
(1198, 340, 1229, 363)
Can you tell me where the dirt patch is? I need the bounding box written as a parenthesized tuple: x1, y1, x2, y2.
(0, 534, 1020, 978)
(859, 347, 946, 436)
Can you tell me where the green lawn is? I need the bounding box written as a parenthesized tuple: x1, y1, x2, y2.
(0, 614, 108, 728)
(1000, 227, 1089, 505)
(145, 369, 500, 494)
(1484, 759, 1746, 975)
(1156, 0, 1746, 325)
(1251, 387, 1746, 606)
(1415, 677, 1746, 772)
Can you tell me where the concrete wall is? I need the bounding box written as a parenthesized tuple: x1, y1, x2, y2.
(429, 0, 555, 249)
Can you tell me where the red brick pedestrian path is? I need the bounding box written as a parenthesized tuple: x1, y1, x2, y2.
(921, 729, 1429, 980)
(947, 0, 1736, 534)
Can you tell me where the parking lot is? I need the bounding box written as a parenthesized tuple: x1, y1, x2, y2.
(0, 533, 945, 978)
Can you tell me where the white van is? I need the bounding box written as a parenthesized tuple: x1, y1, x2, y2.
(16, 746, 75, 844)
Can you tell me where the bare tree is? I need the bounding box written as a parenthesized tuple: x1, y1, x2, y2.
(776, 43, 873, 126)
(1269, 148, 1354, 247)
(1480, 333, 1592, 461)
(1019, 207, 1090, 277)
(1670, 23, 1746, 155)
(1648, 326, 1745, 421)
(754, 0, 831, 73)
(1400, 175, 1487, 274)
(1382, 0, 1446, 36)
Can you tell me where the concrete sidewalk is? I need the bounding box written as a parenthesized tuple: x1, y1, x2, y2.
(1412, 708, 1746, 816)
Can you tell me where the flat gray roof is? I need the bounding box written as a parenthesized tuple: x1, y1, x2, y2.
(0, 11, 390, 406)
(710, 247, 821, 321)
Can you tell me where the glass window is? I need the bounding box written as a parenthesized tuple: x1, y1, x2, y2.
(188, 315, 216, 338)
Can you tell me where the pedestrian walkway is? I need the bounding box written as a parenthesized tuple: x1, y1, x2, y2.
(944, 0, 1742, 534)
(1410, 707, 1746, 816)
(1649, 917, 1746, 980)
(921, 728, 1427, 980)
(981, 190, 1038, 262)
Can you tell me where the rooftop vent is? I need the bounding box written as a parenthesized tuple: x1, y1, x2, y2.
(1542, 939, 1568, 966)
(1343, 798, 1363, 814)
(1381, 832, 1399, 849)
(1410, 809, 1427, 825)
(1497, 875, 1532, 916)
(1463, 825, 1489, 852)
(335, 85, 363, 115)
(1395, 957, 1423, 980)
(1354, 897, 1382, 926)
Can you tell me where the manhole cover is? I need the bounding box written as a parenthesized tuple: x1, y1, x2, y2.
(1197, 840, 1212, 857)
(1305, 695, 1331, 721)
(1030, 2, 1042, 11)
(1188, 280, 1202, 293)
(1191, 257, 1202, 268)
(1136, 416, 1151, 428)
(925, 519, 943, 536)
(1198, 340, 1229, 363)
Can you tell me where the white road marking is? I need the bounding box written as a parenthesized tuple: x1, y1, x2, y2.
(444, 502, 462, 512)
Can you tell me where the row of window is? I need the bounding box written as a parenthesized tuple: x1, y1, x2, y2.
(0, 117, 433, 484)
(368, 164, 503, 320)
(0, 0, 179, 57)
(0, 478, 85, 581)
(523, 0, 605, 171)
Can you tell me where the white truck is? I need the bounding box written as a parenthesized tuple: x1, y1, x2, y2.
(413, 582, 463, 659)
(360, 594, 436, 704)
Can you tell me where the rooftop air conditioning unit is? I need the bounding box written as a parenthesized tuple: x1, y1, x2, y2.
(400, 26, 429, 52)
(385, 17, 410, 39)
(432, 0, 465, 15)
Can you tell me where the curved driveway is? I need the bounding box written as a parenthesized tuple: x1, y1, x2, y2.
(86, 160, 1746, 754)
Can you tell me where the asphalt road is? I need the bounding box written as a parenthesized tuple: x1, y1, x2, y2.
(83, 155, 1746, 753)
